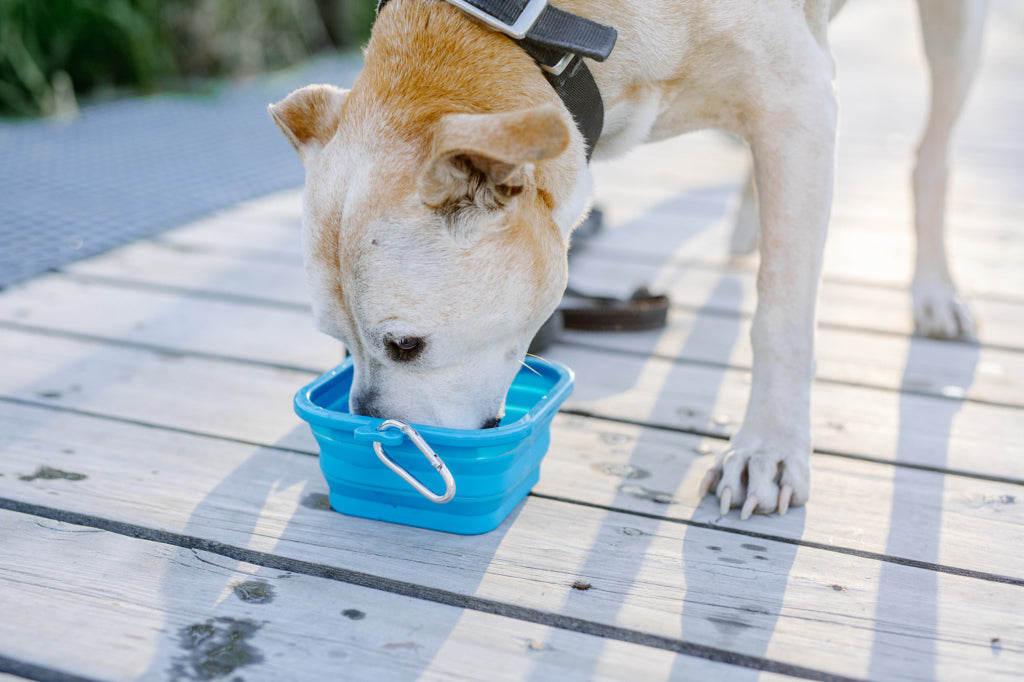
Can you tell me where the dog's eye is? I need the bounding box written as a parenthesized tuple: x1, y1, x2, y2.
(386, 335, 425, 362)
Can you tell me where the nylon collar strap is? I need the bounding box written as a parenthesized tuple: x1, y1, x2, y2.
(375, 0, 617, 160)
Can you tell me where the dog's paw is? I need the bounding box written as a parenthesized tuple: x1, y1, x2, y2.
(912, 280, 976, 340)
(699, 446, 810, 519)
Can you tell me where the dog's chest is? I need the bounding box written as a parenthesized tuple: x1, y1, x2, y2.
(579, 4, 785, 153)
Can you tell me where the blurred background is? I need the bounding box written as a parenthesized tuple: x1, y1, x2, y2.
(0, 1, 1019, 292)
(0, 0, 377, 288)
(0, 0, 376, 119)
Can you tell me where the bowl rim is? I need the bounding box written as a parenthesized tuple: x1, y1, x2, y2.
(293, 356, 574, 447)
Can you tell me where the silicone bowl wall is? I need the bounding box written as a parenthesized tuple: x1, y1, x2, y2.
(294, 356, 574, 534)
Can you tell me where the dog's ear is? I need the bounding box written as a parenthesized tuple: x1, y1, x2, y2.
(419, 104, 570, 213)
(269, 84, 349, 165)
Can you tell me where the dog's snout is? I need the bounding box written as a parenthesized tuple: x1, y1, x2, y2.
(349, 392, 384, 420)
(352, 384, 502, 430)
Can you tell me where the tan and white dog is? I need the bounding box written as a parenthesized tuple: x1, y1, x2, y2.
(271, 0, 986, 518)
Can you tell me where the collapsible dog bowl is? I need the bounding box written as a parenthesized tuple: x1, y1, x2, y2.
(294, 357, 574, 535)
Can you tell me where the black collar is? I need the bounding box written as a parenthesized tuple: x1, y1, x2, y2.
(375, 0, 616, 160)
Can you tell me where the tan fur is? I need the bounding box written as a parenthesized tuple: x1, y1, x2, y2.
(419, 104, 569, 207)
(353, 2, 563, 144)
(269, 84, 349, 163)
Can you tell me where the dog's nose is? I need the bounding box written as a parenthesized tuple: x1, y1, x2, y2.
(480, 416, 500, 429)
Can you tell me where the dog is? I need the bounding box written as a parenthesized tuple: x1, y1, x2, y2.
(270, 0, 986, 518)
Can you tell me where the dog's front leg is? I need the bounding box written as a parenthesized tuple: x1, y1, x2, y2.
(701, 61, 838, 519)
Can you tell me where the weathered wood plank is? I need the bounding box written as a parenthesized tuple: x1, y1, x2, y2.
(0, 327, 313, 451)
(0, 509, 752, 682)
(2, 273, 1021, 412)
(151, 190, 305, 261)
(544, 343, 1024, 481)
(2, 399, 1021, 580)
(58, 194, 1024, 361)
(535, 415, 1024, 578)
(65, 241, 310, 307)
(567, 193, 1024, 302)
(568, 253, 1024, 352)
(585, 173, 1024, 269)
(81, 162, 1024, 305)
(148, 209, 1024, 353)
(559, 307, 1024, 408)
(148, 228, 1024, 361)
(158, 169, 1024, 271)
(1, 404, 1021, 681)
(0, 323, 1020, 481)
(0, 274, 341, 372)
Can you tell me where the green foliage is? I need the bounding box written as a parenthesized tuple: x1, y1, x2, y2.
(0, 0, 171, 117)
(0, 0, 376, 118)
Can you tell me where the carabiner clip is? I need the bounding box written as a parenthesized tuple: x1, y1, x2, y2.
(372, 420, 456, 504)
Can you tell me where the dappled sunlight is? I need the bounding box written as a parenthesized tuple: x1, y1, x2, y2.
(761, 544, 880, 679)
(591, 131, 749, 227)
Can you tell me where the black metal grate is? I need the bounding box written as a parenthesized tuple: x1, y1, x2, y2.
(0, 54, 362, 289)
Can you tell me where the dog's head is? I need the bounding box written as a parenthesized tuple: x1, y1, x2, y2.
(271, 84, 577, 429)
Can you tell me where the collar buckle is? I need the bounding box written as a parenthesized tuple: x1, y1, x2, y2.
(540, 52, 575, 76)
(443, 0, 547, 40)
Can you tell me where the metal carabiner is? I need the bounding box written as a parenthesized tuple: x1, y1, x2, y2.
(372, 419, 456, 504)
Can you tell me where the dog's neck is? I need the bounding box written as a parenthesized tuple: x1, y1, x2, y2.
(351, 0, 592, 239)
(374, 0, 614, 159)
(358, 1, 563, 139)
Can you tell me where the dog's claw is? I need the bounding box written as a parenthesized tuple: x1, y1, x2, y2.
(719, 487, 733, 516)
(740, 495, 758, 520)
(779, 484, 793, 516)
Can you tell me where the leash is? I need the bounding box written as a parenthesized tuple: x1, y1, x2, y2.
(529, 208, 670, 354)
(374, 0, 616, 159)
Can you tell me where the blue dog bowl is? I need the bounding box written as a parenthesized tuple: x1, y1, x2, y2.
(294, 357, 574, 534)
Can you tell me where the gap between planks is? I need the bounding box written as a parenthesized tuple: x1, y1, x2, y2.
(2, 292, 1015, 477)
(52, 244, 1024, 361)
(1, 323, 1022, 487)
(6, 270, 1023, 412)
(128, 236, 1024, 352)
(144, 233, 1024, 310)
(4, 329, 1019, 675)
(0, 299, 1019, 484)
(2, 309, 1019, 413)
(2, 396, 1021, 584)
(0, 505, 861, 682)
(0, 658, 101, 682)
(1, 509, 793, 682)
(2, 410, 1021, 680)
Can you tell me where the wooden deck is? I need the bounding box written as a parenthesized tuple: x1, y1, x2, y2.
(1, 2, 1022, 680)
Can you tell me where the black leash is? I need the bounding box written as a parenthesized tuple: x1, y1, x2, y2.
(374, 0, 616, 159)
(529, 209, 670, 354)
